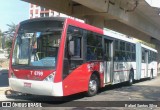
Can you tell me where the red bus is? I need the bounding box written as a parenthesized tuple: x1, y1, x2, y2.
(9, 17, 157, 97)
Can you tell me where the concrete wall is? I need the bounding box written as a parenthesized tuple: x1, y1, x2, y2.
(151, 39, 160, 74)
(22, 0, 160, 75)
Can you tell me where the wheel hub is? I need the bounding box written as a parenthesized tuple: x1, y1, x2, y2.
(89, 80, 97, 91)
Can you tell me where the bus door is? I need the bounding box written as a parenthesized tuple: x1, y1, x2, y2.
(142, 48, 148, 78)
(144, 50, 149, 77)
(103, 38, 113, 84)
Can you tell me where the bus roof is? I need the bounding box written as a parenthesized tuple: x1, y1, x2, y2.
(103, 30, 136, 44)
(20, 17, 66, 25)
(141, 43, 157, 52)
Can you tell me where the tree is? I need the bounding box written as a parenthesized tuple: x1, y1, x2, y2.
(3, 23, 17, 58)
(0, 30, 2, 49)
(3, 23, 16, 40)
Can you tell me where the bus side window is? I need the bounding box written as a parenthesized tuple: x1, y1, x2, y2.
(86, 31, 103, 61)
(142, 48, 145, 63)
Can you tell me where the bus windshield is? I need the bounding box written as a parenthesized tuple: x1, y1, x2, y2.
(12, 19, 64, 69)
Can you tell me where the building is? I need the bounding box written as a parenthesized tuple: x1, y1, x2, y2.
(29, 4, 84, 23)
(29, 4, 54, 19)
(29, 4, 76, 19)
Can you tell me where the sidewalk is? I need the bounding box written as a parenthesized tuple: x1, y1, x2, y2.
(0, 87, 10, 95)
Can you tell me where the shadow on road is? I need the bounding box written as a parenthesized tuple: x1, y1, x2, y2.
(99, 77, 150, 93)
(0, 69, 9, 87)
(114, 85, 160, 101)
(6, 92, 88, 106)
(5, 77, 159, 103)
(98, 77, 160, 101)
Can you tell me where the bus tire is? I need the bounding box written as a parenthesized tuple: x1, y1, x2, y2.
(128, 71, 134, 86)
(86, 74, 99, 97)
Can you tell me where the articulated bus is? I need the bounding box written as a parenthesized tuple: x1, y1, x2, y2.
(9, 17, 157, 97)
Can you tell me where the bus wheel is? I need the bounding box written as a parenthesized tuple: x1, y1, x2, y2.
(86, 74, 99, 97)
(128, 72, 134, 86)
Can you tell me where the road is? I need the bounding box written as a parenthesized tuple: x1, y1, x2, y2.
(0, 72, 160, 109)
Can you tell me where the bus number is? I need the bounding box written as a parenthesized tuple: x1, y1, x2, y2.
(34, 71, 43, 76)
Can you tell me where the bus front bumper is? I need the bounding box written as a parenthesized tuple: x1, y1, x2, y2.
(9, 78, 63, 96)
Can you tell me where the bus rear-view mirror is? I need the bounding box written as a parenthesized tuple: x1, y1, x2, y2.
(69, 41, 75, 56)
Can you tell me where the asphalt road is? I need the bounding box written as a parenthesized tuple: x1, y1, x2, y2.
(0, 72, 160, 110)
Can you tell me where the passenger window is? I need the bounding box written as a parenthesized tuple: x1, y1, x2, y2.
(115, 40, 119, 50)
(86, 32, 103, 61)
(142, 48, 145, 63)
(114, 40, 135, 62)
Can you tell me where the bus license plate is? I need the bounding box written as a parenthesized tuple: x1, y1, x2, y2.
(24, 82, 32, 88)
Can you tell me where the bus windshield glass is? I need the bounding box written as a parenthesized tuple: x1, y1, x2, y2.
(12, 19, 64, 69)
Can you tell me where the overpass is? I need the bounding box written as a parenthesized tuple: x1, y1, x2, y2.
(22, 0, 160, 70)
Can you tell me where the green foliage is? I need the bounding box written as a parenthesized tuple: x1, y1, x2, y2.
(0, 30, 2, 49)
(5, 40, 12, 50)
(3, 23, 16, 58)
(0, 30, 2, 36)
(3, 23, 16, 38)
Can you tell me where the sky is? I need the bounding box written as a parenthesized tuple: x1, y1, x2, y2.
(0, 0, 29, 32)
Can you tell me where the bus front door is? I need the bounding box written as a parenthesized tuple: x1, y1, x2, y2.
(104, 39, 113, 84)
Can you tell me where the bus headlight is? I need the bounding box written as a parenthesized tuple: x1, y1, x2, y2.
(43, 72, 55, 82)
